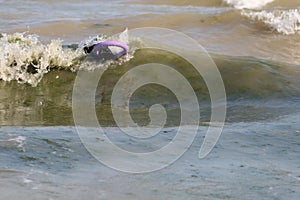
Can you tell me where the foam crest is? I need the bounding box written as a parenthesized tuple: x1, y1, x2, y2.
(0, 33, 84, 86)
(223, 0, 274, 9)
(242, 9, 300, 34)
(0, 30, 137, 86)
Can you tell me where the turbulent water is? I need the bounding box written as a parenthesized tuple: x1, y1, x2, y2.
(0, 0, 300, 199)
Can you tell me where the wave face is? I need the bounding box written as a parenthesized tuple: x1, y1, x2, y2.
(0, 49, 299, 126)
(1, 31, 299, 92)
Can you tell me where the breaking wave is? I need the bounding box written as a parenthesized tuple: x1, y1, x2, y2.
(223, 0, 274, 9)
(242, 9, 300, 35)
(0, 30, 135, 86)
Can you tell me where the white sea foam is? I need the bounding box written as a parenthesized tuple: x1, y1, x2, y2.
(0, 29, 136, 86)
(0, 135, 26, 149)
(8, 136, 26, 148)
(0, 33, 84, 86)
(242, 9, 300, 34)
(223, 0, 274, 9)
(23, 177, 33, 184)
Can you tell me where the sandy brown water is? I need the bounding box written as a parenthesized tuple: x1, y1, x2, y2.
(4, 0, 299, 65)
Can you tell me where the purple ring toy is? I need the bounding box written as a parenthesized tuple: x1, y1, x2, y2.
(92, 41, 129, 58)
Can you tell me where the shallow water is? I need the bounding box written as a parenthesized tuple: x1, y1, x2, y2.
(1, 113, 300, 199)
(0, 0, 300, 199)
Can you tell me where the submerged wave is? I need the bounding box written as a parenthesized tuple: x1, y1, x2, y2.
(0, 46, 299, 126)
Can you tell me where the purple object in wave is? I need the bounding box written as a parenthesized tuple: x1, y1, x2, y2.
(92, 41, 129, 59)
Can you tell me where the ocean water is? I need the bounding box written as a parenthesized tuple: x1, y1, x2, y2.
(0, 0, 300, 199)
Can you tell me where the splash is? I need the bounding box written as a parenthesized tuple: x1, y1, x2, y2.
(242, 9, 300, 35)
(0, 33, 84, 86)
(0, 29, 136, 86)
(223, 0, 274, 9)
(78, 28, 138, 71)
